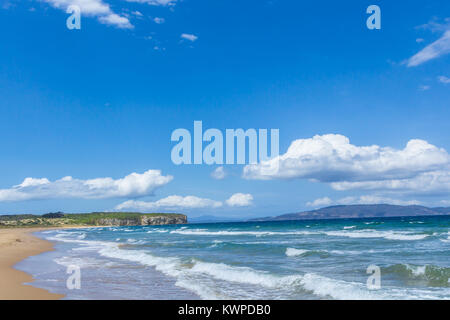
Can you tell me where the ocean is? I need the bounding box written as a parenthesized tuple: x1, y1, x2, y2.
(17, 215, 450, 300)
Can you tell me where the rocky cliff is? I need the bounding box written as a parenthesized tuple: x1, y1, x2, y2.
(92, 214, 187, 226)
(140, 215, 187, 225)
(0, 213, 188, 227)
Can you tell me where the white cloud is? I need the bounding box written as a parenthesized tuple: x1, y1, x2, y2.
(211, 166, 226, 180)
(19, 177, 51, 188)
(416, 38, 424, 43)
(181, 33, 198, 42)
(153, 17, 165, 24)
(417, 18, 450, 33)
(243, 134, 450, 195)
(306, 197, 333, 207)
(115, 195, 222, 211)
(99, 13, 133, 29)
(407, 30, 450, 66)
(307, 195, 421, 208)
(225, 193, 253, 207)
(115, 192, 254, 211)
(438, 75, 450, 84)
(43, 0, 133, 28)
(336, 195, 421, 206)
(244, 134, 449, 181)
(330, 170, 450, 195)
(419, 85, 431, 91)
(125, 0, 176, 6)
(0, 170, 172, 202)
(44, 0, 109, 15)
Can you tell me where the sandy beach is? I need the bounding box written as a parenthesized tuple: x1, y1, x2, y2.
(0, 228, 64, 300)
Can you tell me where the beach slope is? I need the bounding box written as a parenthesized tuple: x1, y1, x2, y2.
(0, 228, 63, 300)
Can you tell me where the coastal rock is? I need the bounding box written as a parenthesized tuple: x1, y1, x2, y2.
(95, 215, 187, 226)
(96, 218, 140, 226)
(140, 215, 187, 226)
(0, 213, 188, 227)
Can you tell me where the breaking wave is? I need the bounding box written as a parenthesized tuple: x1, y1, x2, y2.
(38, 216, 450, 300)
(384, 264, 450, 287)
(285, 248, 309, 257)
(169, 227, 429, 241)
(323, 229, 429, 241)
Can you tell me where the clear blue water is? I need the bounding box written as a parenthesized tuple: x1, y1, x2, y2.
(17, 216, 450, 299)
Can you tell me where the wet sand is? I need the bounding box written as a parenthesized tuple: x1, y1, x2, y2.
(0, 228, 64, 300)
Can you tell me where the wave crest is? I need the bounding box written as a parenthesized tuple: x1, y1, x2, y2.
(384, 264, 450, 287)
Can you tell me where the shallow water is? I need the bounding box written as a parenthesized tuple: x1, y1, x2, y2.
(17, 216, 450, 299)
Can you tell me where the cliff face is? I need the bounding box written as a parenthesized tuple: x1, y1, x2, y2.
(95, 215, 187, 226)
(0, 213, 188, 228)
(140, 215, 187, 225)
(96, 218, 140, 226)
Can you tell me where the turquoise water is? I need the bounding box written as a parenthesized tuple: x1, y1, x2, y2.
(18, 216, 450, 299)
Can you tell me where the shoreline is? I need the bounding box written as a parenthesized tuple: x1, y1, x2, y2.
(0, 226, 96, 300)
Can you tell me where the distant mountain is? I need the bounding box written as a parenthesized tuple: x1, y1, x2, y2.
(250, 204, 450, 222)
(431, 207, 450, 214)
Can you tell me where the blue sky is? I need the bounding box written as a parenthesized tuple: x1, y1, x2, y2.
(0, 0, 449, 218)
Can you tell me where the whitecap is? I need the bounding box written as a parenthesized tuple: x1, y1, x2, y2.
(285, 248, 309, 257)
(323, 229, 428, 241)
(170, 229, 316, 237)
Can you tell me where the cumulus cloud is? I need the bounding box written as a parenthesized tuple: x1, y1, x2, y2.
(115, 195, 223, 211)
(244, 134, 449, 182)
(211, 167, 226, 180)
(116, 192, 254, 211)
(407, 30, 450, 66)
(306, 197, 333, 207)
(243, 134, 450, 195)
(98, 13, 133, 28)
(153, 17, 165, 24)
(307, 195, 421, 208)
(225, 193, 253, 207)
(438, 75, 450, 84)
(125, 0, 176, 5)
(0, 170, 172, 202)
(43, 0, 133, 28)
(330, 170, 450, 195)
(336, 195, 421, 206)
(181, 33, 198, 42)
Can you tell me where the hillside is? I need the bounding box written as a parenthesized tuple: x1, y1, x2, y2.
(251, 204, 450, 222)
(0, 212, 187, 228)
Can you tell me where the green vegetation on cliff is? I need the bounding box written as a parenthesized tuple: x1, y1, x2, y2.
(0, 212, 187, 228)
